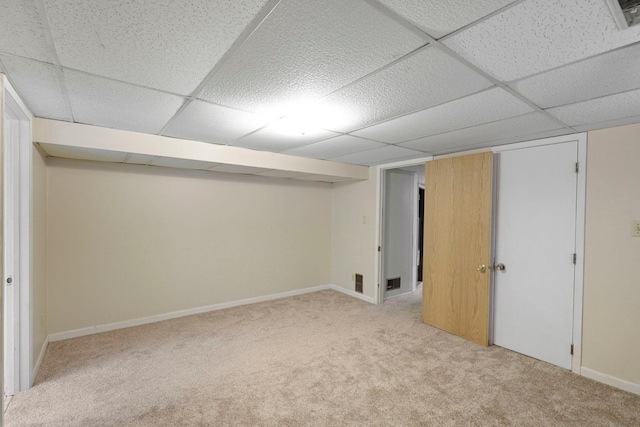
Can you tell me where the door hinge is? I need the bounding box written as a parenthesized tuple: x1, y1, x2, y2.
(570, 344, 574, 355)
(573, 253, 577, 264)
(575, 162, 579, 173)
(378, 246, 381, 252)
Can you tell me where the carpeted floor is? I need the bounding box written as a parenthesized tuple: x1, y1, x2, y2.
(6, 288, 640, 426)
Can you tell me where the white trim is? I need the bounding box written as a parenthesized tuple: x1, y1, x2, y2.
(32, 336, 48, 381)
(330, 284, 376, 304)
(572, 134, 587, 373)
(581, 367, 640, 396)
(491, 133, 584, 153)
(48, 285, 374, 342)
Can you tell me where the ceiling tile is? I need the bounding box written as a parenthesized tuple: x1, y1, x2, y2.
(124, 154, 156, 165)
(399, 112, 564, 153)
(443, 0, 640, 82)
(39, 143, 127, 162)
(162, 100, 268, 145)
(353, 87, 534, 143)
(209, 165, 272, 175)
(43, 0, 269, 95)
(0, 54, 71, 120)
(546, 89, 640, 127)
(149, 157, 219, 170)
(282, 135, 386, 160)
(232, 124, 339, 152)
(63, 69, 185, 134)
(314, 46, 493, 133)
(199, 0, 427, 116)
(329, 145, 427, 166)
(0, 0, 52, 62)
(510, 43, 640, 109)
(377, 0, 516, 39)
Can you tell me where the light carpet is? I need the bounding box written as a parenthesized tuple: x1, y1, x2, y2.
(6, 289, 640, 426)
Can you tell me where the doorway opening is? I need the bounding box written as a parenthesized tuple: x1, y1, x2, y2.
(380, 164, 425, 302)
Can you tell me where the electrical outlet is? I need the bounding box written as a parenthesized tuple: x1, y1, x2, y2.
(632, 220, 640, 237)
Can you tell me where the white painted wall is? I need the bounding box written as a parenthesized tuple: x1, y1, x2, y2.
(383, 169, 415, 298)
(331, 167, 377, 299)
(32, 146, 47, 373)
(583, 123, 640, 389)
(46, 158, 332, 335)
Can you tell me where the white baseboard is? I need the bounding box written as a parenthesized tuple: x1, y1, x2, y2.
(581, 367, 640, 396)
(32, 335, 49, 384)
(49, 284, 368, 342)
(330, 285, 376, 304)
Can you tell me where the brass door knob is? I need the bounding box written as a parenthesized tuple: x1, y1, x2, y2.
(477, 264, 487, 273)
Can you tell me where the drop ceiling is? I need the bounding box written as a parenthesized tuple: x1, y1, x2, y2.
(2, 0, 640, 172)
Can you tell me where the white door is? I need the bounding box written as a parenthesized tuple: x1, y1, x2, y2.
(493, 141, 578, 369)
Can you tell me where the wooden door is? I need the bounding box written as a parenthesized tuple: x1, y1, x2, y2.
(422, 152, 493, 346)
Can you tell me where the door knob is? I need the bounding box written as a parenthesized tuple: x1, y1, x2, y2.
(476, 264, 487, 273)
(494, 263, 506, 271)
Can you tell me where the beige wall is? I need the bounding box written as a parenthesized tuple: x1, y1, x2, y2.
(46, 158, 332, 334)
(583, 123, 640, 385)
(32, 145, 48, 371)
(331, 167, 378, 299)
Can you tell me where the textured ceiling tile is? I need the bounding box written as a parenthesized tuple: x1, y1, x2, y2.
(399, 112, 564, 153)
(149, 157, 219, 170)
(162, 100, 268, 145)
(0, 0, 52, 62)
(0, 54, 70, 120)
(64, 69, 185, 134)
(43, 0, 269, 95)
(314, 47, 493, 133)
(232, 125, 339, 152)
(377, 0, 516, 39)
(282, 135, 386, 160)
(510, 43, 640, 109)
(199, 0, 427, 116)
(39, 143, 128, 163)
(546, 89, 640, 127)
(443, 0, 640, 82)
(328, 145, 427, 166)
(353, 87, 534, 143)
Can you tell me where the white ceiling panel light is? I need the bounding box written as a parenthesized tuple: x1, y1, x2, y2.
(510, 43, 640, 109)
(353, 87, 534, 143)
(162, 100, 268, 145)
(376, 0, 517, 39)
(546, 88, 640, 127)
(198, 0, 427, 116)
(443, 0, 640, 82)
(399, 112, 564, 153)
(0, 0, 52, 62)
(0, 54, 71, 121)
(43, 0, 270, 95)
(328, 145, 427, 166)
(315, 46, 493, 133)
(64, 69, 185, 134)
(605, 0, 640, 29)
(282, 135, 386, 160)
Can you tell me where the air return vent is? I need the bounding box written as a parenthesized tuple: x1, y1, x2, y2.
(605, 0, 640, 29)
(386, 277, 401, 290)
(355, 274, 363, 294)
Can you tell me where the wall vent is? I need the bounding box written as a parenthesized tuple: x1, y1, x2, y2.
(355, 274, 363, 293)
(605, 0, 640, 29)
(386, 277, 401, 290)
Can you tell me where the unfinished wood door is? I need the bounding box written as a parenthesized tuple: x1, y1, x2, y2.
(422, 152, 493, 346)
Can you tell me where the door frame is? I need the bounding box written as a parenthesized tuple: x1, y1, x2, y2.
(2, 75, 33, 393)
(375, 156, 433, 304)
(492, 133, 587, 373)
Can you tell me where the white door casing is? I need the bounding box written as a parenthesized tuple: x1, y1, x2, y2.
(493, 139, 581, 370)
